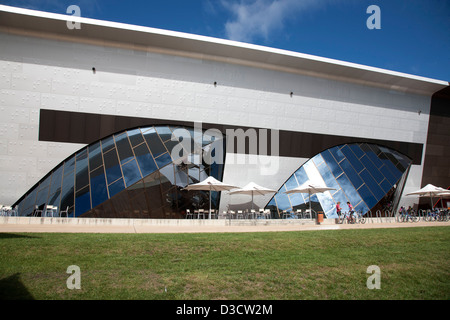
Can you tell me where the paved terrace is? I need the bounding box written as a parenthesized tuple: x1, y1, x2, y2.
(1, 216, 449, 234)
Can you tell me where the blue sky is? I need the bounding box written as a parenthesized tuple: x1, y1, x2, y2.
(1, 0, 449, 81)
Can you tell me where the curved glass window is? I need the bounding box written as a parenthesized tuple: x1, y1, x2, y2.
(266, 143, 412, 218)
(14, 125, 225, 219)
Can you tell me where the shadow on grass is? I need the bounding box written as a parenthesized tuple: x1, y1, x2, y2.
(0, 233, 39, 239)
(0, 273, 35, 300)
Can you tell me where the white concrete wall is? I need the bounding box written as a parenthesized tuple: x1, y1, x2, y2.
(0, 31, 432, 206)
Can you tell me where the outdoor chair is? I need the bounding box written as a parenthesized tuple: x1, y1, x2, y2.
(185, 209, 193, 219)
(237, 210, 244, 219)
(197, 209, 205, 219)
(218, 211, 227, 219)
(45, 205, 57, 217)
(34, 205, 44, 217)
(228, 210, 236, 219)
(60, 206, 70, 217)
(304, 209, 312, 219)
(295, 209, 302, 219)
(209, 209, 217, 219)
(282, 210, 291, 219)
(256, 209, 265, 219)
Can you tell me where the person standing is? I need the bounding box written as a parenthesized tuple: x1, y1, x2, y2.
(347, 202, 355, 223)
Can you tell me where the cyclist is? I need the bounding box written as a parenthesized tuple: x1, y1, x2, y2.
(347, 202, 355, 223)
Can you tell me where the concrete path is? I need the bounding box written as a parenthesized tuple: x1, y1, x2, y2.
(1, 217, 449, 234)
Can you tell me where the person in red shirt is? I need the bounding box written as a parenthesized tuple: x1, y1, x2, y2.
(336, 202, 342, 216)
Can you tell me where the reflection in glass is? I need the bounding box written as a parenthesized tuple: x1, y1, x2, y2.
(14, 125, 225, 219)
(104, 149, 122, 185)
(115, 133, 134, 165)
(266, 143, 412, 219)
(122, 159, 142, 187)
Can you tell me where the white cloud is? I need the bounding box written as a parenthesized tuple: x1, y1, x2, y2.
(221, 0, 320, 43)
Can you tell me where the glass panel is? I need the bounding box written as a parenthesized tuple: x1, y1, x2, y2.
(101, 136, 115, 153)
(60, 170, 74, 212)
(328, 146, 345, 163)
(382, 158, 402, 182)
(341, 145, 364, 173)
(90, 166, 109, 208)
(321, 149, 343, 178)
(359, 154, 384, 183)
(104, 149, 122, 185)
(134, 143, 158, 177)
(359, 168, 385, 201)
(127, 128, 145, 147)
(274, 192, 291, 211)
(143, 172, 163, 209)
(115, 133, 134, 165)
(75, 186, 91, 217)
(350, 144, 365, 159)
(365, 144, 384, 168)
(155, 126, 173, 142)
(160, 165, 176, 191)
(88, 142, 103, 171)
(49, 165, 63, 196)
(75, 150, 89, 191)
(143, 128, 167, 158)
(312, 154, 324, 167)
(331, 189, 348, 207)
(357, 184, 376, 208)
(289, 193, 305, 209)
(164, 140, 182, 159)
(339, 158, 363, 189)
(379, 164, 397, 185)
(47, 192, 61, 208)
(379, 178, 392, 193)
(293, 166, 309, 186)
(174, 164, 190, 188)
(285, 175, 299, 190)
(37, 175, 52, 192)
(20, 188, 37, 214)
(108, 178, 125, 198)
(316, 160, 341, 191)
(63, 156, 75, 177)
(354, 201, 369, 214)
(35, 186, 49, 208)
(121, 159, 142, 187)
(155, 153, 173, 169)
(336, 173, 362, 207)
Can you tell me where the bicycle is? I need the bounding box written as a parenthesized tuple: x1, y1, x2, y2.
(340, 211, 356, 224)
(354, 211, 366, 224)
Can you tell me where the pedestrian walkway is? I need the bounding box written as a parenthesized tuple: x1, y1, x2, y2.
(1, 216, 449, 234)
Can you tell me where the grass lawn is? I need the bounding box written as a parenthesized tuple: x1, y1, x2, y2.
(0, 226, 449, 300)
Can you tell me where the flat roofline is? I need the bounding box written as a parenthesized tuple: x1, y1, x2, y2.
(0, 5, 448, 95)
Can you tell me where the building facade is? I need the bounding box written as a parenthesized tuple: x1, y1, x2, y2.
(0, 5, 448, 218)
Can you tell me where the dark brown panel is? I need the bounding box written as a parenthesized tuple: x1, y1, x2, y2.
(38, 109, 424, 165)
(422, 86, 450, 191)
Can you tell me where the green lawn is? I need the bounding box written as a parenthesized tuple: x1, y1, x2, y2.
(0, 227, 449, 300)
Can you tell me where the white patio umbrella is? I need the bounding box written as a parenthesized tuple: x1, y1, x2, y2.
(285, 183, 335, 215)
(229, 182, 277, 210)
(405, 184, 448, 210)
(184, 176, 238, 219)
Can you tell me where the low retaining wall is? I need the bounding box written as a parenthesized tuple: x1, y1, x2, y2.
(0, 216, 336, 227)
